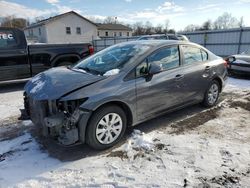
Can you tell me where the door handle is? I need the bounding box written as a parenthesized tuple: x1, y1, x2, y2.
(175, 74, 184, 81)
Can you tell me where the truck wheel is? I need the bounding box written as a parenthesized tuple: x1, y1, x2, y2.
(202, 80, 220, 107)
(86, 105, 127, 150)
(57, 61, 72, 67)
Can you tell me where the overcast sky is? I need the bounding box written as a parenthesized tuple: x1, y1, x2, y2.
(0, 0, 249, 30)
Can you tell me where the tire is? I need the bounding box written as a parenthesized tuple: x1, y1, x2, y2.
(202, 80, 220, 107)
(86, 105, 127, 150)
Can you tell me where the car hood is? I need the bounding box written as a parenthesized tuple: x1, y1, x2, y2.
(24, 67, 105, 100)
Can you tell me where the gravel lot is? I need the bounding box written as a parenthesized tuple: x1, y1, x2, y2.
(0, 76, 250, 188)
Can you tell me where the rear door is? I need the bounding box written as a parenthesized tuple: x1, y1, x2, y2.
(178, 44, 211, 103)
(0, 28, 30, 81)
(135, 45, 184, 120)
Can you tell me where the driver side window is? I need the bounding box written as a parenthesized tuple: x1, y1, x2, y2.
(136, 46, 180, 78)
(148, 46, 180, 71)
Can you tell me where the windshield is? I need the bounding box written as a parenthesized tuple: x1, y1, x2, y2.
(241, 49, 250, 55)
(73, 43, 151, 76)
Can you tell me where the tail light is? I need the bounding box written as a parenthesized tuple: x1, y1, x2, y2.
(88, 45, 94, 55)
(223, 60, 229, 68)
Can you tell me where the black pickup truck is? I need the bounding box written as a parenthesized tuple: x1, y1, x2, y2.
(0, 27, 94, 82)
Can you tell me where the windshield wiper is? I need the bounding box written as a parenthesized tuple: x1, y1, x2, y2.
(76, 67, 101, 75)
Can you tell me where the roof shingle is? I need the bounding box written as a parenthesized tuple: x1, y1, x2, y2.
(97, 24, 132, 31)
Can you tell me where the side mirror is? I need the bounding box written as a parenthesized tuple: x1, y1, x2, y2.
(227, 56, 235, 63)
(148, 63, 162, 75)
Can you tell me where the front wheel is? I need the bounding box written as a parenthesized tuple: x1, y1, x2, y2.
(202, 80, 220, 107)
(86, 105, 127, 150)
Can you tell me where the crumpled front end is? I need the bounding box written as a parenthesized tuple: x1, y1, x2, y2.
(21, 66, 105, 145)
(24, 93, 88, 145)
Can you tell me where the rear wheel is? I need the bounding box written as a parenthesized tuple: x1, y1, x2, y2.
(86, 105, 127, 150)
(202, 80, 220, 107)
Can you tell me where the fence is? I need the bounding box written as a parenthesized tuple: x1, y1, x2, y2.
(182, 27, 250, 57)
(92, 27, 250, 57)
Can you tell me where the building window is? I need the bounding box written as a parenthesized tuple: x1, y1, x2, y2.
(39, 28, 41, 36)
(76, 27, 81, 35)
(127, 32, 129, 37)
(97, 31, 100, 36)
(66, 27, 71, 34)
(119, 32, 122, 37)
(114, 32, 117, 37)
(105, 31, 108, 37)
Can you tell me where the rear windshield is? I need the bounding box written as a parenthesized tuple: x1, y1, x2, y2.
(0, 30, 17, 48)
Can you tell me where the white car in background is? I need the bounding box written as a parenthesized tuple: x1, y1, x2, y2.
(226, 49, 250, 75)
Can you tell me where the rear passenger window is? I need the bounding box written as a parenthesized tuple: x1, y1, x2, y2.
(0, 30, 17, 48)
(147, 46, 180, 71)
(182, 45, 207, 65)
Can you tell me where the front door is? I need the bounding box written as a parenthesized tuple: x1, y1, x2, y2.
(135, 45, 184, 121)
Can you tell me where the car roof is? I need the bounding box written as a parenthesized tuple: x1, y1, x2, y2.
(118, 40, 191, 47)
(139, 34, 175, 37)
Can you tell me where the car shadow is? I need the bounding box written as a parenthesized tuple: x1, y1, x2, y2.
(0, 82, 26, 93)
(33, 103, 207, 162)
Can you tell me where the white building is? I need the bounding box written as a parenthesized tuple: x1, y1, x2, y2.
(24, 11, 98, 44)
(97, 24, 133, 38)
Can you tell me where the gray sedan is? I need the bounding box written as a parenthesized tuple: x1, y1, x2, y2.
(23, 40, 227, 150)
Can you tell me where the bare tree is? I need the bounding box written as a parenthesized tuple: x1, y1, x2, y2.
(132, 22, 144, 36)
(155, 24, 164, 34)
(86, 16, 103, 24)
(238, 16, 244, 27)
(103, 16, 119, 24)
(35, 16, 46, 22)
(132, 20, 173, 36)
(144, 21, 153, 35)
(163, 19, 170, 33)
(1, 16, 28, 29)
(168, 29, 176, 34)
(183, 24, 200, 32)
(201, 19, 212, 30)
(213, 12, 239, 29)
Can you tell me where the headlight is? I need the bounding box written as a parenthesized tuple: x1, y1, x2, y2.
(57, 98, 88, 114)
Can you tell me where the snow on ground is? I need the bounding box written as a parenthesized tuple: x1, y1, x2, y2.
(0, 132, 60, 187)
(0, 77, 249, 187)
(224, 77, 250, 92)
(0, 90, 23, 122)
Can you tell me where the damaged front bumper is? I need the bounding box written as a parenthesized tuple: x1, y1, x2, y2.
(22, 93, 91, 145)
